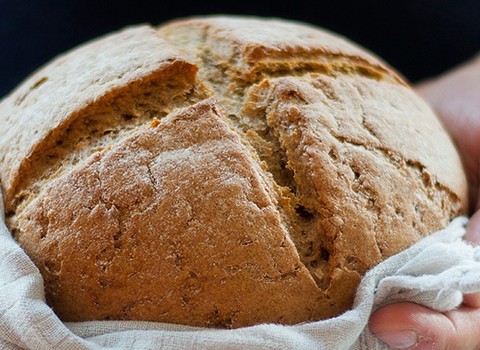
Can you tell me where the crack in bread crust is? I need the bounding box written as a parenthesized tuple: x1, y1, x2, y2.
(14, 99, 330, 326)
(158, 18, 465, 294)
(9, 62, 204, 219)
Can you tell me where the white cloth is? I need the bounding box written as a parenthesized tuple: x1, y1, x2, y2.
(1, 187, 480, 349)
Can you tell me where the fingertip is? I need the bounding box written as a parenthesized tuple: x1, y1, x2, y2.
(465, 210, 480, 245)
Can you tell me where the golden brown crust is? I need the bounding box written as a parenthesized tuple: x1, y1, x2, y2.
(159, 16, 404, 84)
(15, 99, 330, 327)
(241, 73, 465, 311)
(0, 16, 468, 328)
(0, 26, 198, 213)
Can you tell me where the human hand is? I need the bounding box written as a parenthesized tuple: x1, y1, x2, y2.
(369, 55, 480, 349)
(369, 218, 480, 350)
(417, 55, 480, 212)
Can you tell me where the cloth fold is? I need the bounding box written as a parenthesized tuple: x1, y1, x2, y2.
(1, 187, 480, 349)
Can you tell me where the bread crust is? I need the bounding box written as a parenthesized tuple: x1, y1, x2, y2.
(0, 26, 198, 214)
(0, 16, 468, 328)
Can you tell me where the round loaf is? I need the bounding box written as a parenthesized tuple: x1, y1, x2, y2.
(0, 16, 468, 328)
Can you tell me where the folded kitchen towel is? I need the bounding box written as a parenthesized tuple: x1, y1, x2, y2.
(1, 188, 480, 350)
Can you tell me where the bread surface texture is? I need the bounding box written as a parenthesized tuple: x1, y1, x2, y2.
(0, 16, 468, 328)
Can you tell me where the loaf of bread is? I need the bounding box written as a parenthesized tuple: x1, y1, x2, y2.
(0, 16, 468, 328)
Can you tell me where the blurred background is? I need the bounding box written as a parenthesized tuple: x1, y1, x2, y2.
(1, 0, 479, 98)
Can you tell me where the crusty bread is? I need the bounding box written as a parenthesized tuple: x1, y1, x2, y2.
(0, 16, 468, 328)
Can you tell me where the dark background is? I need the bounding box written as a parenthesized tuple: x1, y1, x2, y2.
(1, 0, 479, 98)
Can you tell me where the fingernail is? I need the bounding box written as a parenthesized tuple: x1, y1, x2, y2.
(376, 330, 418, 349)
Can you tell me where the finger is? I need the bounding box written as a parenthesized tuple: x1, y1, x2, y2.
(369, 302, 480, 350)
(444, 304, 480, 350)
(463, 293, 480, 308)
(465, 210, 480, 245)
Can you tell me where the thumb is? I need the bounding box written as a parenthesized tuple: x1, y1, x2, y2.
(369, 302, 480, 349)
